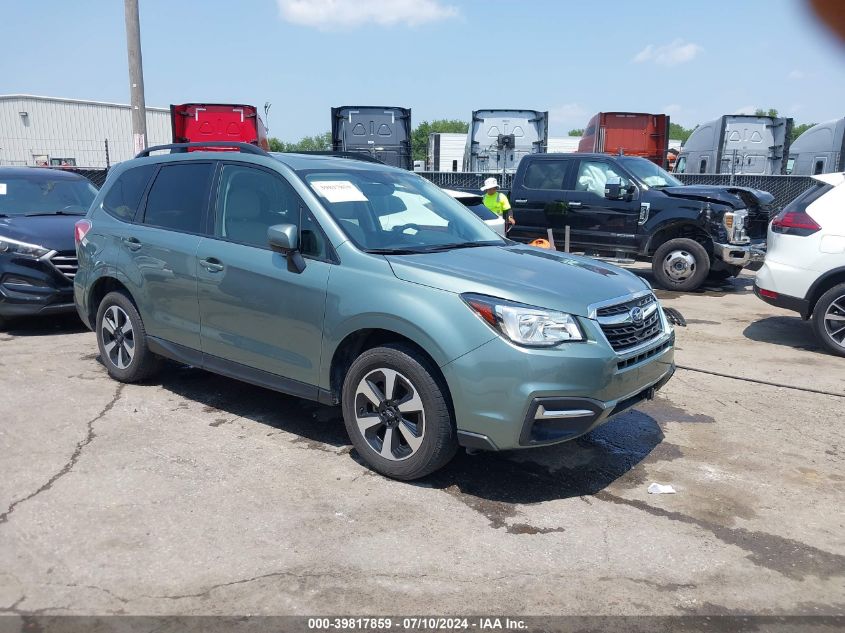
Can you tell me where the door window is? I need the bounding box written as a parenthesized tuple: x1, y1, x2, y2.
(813, 158, 826, 175)
(698, 157, 708, 174)
(574, 161, 629, 196)
(675, 156, 686, 173)
(102, 164, 156, 221)
(142, 163, 213, 234)
(215, 164, 328, 259)
(523, 160, 569, 190)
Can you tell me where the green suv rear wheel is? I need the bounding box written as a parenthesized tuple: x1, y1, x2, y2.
(342, 344, 457, 480)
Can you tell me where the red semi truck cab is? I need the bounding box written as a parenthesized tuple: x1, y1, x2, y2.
(577, 112, 669, 166)
(170, 103, 270, 151)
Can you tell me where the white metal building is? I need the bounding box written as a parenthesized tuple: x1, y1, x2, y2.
(0, 94, 171, 168)
(546, 136, 581, 153)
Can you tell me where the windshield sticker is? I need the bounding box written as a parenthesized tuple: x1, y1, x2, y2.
(0, 184, 6, 195)
(311, 180, 368, 203)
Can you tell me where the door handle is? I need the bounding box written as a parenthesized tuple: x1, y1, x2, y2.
(199, 258, 224, 273)
(514, 199, 528, 204)
(121, 236, 142, 251)
(568, 201, 583, 208)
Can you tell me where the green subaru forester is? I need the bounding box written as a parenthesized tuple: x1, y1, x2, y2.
(74, 143, 675, 480)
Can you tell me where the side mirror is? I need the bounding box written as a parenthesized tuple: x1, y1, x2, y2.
(604, 179, 623, 200)
(268, 223, 306, 273)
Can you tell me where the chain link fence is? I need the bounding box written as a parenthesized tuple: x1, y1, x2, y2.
(418, 171, 818, 211)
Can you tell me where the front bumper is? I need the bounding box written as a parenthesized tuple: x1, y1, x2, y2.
(0, 255, 76, 318)
(442, 314, 675, 451)
(713, 240, 766, 267)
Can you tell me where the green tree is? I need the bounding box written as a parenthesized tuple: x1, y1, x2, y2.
(668, 122, 696, 142)
(268, 132, 332, 152)
(790, 122, 816, 142)
(411, 119, 469, 161)
(754, 108, 779, 117)
(568, 128, 585, 137)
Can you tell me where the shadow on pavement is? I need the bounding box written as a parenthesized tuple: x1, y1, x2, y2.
(156, 363, 667, 504)
(2, 313, 88, 337)
(743, 315, 822, 352)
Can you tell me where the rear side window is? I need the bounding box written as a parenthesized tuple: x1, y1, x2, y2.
(782, 182, 833, 214)
(142, 163, 213, 234)
(102, 164, 155, 221)
(523, 160, 568, 190)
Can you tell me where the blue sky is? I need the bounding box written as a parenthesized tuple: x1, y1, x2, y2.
(1, 0, 844, 140)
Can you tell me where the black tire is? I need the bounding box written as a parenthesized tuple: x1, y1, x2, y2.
(0, 315, 8, 332)
(811, 283, 845, 358)
(341, 344, 457, 480)
(652, 238, 710, 291)
(95, 291, 162, 382)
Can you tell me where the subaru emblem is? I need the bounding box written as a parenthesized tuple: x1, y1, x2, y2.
(630, 306, 644, 325)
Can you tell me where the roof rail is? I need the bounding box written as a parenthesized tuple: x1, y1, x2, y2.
(135, 142, 270, 158)
(286, 150, 385, 165)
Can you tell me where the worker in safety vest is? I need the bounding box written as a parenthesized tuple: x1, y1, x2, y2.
(481, 177, 514, 227)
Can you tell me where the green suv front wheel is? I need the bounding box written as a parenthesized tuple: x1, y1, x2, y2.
(342, 344, 457, 480)
(96, 291, 162, 383)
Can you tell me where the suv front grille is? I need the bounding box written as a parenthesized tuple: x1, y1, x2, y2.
(596, 294, 663, 353)
(49, 251, 79, 281)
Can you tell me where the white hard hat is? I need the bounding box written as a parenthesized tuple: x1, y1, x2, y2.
(481, 177, 499, 192)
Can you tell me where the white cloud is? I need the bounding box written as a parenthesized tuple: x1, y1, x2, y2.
(548, 103, 587, 123)
(787, 69, 805, 80)
(633, 39, 703, 66)
(733, 105, 757, 115)
(277, 0, 459, 30)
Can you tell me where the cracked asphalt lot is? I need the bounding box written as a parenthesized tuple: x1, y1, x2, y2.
(0, 271, 843, 617)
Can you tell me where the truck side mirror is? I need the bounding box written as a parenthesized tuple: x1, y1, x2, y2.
(268, 223, 306, 273)
(604, 180, 623, 200)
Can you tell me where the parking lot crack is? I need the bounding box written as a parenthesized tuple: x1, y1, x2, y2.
(0, 384, 125, 526)
(594, 490, 845, 580)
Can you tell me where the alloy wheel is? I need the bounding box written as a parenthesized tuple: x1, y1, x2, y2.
(823, 294, 845, 350)
(354, 368, 425, 461)
(101, 305, 135, 370)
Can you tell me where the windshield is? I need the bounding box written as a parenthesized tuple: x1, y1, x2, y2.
(618, 158, 683, 189)
(301, 169, 505, 253)
(0, 174, 98, 216)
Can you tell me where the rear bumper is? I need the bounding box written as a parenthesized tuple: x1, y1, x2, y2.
(713, 240, 766, 267)
(753, 283, 811, 319)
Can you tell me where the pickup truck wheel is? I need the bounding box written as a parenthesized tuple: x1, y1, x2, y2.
(812, 283, 845, 358)
(652, 238, 710, 291)
(95, 291, 162, 382)
(342, 344, 457, 480)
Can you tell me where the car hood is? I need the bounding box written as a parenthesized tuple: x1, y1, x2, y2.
(386, 245, 649, 317)
(0, 215, 78, 252)
(661, 185, 774, 210)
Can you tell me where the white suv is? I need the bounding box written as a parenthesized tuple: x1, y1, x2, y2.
(755, 173, 845, 356)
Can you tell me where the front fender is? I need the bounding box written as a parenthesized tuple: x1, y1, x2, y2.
(318, 245, 497, 391)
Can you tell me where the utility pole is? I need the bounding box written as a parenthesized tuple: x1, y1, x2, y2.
(124, 0, 147, 154)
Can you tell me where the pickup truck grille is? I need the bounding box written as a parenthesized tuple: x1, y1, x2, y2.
(48, 251, 79, 281)
(596, 294, 663, 353)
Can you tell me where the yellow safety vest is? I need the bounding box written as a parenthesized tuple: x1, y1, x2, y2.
(483, 192, 511, 216)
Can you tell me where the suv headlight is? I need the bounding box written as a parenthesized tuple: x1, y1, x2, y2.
(723, 209, 749, 244)
(462, 293, 584, 347)
(0, 235, 51, 258)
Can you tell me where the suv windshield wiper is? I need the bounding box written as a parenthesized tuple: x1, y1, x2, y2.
(366, 241, 502, 255)
(24, 210, 86, 217)
(365, 247, 430, 255)
(416, 241, 501, 252)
